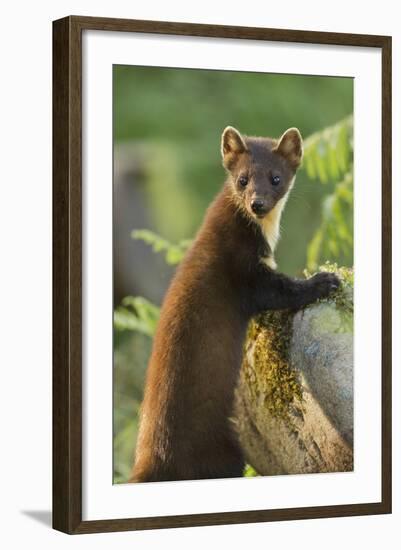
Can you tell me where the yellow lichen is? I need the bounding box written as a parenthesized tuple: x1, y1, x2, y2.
(241, 310, 302, 421)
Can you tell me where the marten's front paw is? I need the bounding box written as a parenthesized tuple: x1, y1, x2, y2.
(310, 272, 340, 299)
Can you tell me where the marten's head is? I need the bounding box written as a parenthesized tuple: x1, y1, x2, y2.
(221, 126, 303, 223)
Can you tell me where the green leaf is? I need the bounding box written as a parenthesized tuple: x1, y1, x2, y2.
(114, 296, 160, 336)
(303, 115, 353, 185)
(132, 229, 193, 265)
(327, 141, 340, 181)
(337, 122, 350, 173)
(305, 116, 353, 268)
(243, 464, 259, 477)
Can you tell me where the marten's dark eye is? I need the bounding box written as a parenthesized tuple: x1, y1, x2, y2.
(271, 175, 281, 186)
(239, 175, 248, 187)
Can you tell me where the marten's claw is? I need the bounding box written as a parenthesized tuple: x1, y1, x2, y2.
(310, 272, 340, 299)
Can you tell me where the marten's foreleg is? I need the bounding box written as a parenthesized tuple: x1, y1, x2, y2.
(248, 269, 340, 314)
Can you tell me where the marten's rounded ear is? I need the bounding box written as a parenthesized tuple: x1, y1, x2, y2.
(274, 128, 303, 169)
(221, 126, 248, 168)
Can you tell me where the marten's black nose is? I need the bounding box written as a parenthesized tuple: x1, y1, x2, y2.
(251, 199, 267, 215)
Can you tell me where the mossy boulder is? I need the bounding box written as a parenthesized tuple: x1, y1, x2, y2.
(234, 265, 354, 476)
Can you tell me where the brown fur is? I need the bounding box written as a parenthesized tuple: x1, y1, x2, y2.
(131, 127, 339, 482)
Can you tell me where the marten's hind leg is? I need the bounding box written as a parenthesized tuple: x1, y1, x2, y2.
(195, 436, 245, 480)
(130, 450, 244, 483)
(130, 460, 178, 483)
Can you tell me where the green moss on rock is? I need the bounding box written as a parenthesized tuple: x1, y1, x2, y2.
(241, 309, 302, 421)
(305, 263, 354, 314)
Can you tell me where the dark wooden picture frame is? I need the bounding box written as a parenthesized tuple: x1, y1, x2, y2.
(53, 15, 392, 534)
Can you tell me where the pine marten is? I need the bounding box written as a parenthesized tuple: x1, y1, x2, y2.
(131, 126, 340, 482)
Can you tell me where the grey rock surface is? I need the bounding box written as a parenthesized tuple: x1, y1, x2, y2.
(291, 303, 353, 446)
(234, 286, 353, 476)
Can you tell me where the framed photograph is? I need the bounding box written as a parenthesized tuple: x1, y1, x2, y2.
(53, 15, 392, 534)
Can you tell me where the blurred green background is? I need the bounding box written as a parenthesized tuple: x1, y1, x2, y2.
(113, 65, 354, 483)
